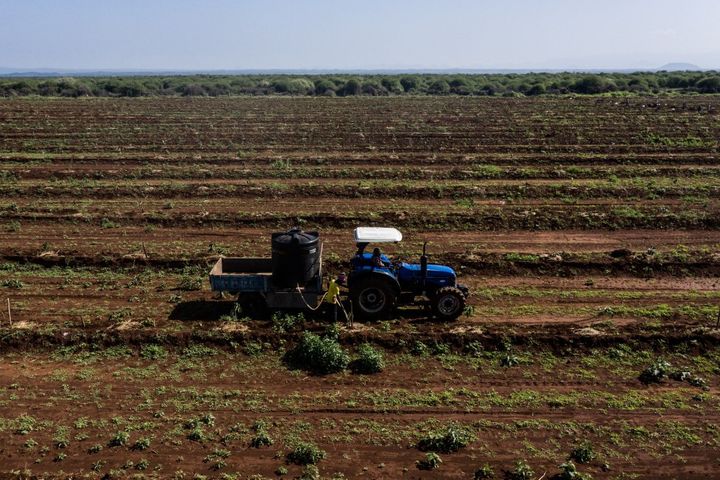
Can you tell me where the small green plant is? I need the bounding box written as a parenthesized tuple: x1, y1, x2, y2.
(473, 164, 503, 177)
(207, 243, 229, 255)
(287, 441, 326, 465)
(136, 458, 150, 470)
(14, 415, 36, 435)
(639, 359, 671, 384)
(466, 341, 484, 356)
(411, 340, 430, 356)
(200, 413, 216, 426)
(243, 341, 263, 357)
(271, 158, 292, 169)
(299, 465, 320, 480)
(669, 369, 708, 389)
(350, 343, 384, 374)
(54, 452, 67, 462)
(1, 279, 24, 289)
(109, 430, 129, 447)
(88, 444, 103, 454)
(133, 437, 151, 450)
(100, 217, 119, 229)
(272, 311, 305, 333)
(505, 460, 534, 480)
(107, 308, 132, 323)
(501, 353, 520, 367)
(140, 344, 167, 360)
(668, 244, 690, 262)
(23, 439, 38, 450)
(324, 322, 341, 340)
(204, 449, 231, 470)
(417, 424, 474, 453)
(53, 427, 70, 448)
(74, 417, 89, 429)
(185, 413, 216, 428)
(284, 332, 349, 374)
(275, 466, 289, 476)
(178, 275, 202, 291)
(569, 443, 595, 464)
(557, 461, 593, 480)
(455, 197, 475, 208)
(187, 426, 206, 442)
(504, 253, 540, 263)
(474, 464, 495, 479)
(250, 421, 273, 448)
(416, 452, 442, 470)
(182, 344, 219, 358)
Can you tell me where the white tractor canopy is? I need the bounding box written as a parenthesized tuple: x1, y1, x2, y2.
(353, 227, 403, 244)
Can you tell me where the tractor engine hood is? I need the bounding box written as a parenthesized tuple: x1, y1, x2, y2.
(426, 263, 456, 278)
(400, 263, 456, 279)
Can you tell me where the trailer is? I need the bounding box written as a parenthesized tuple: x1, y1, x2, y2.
(208, 233, 324, 317)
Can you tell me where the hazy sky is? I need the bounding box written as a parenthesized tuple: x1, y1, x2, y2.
(1, 0, 719, 71)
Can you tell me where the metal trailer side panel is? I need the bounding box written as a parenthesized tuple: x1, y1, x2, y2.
(208, 257, 272, 292)
(210, 274, 269, 292)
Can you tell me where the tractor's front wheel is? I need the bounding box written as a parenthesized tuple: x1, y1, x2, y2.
(431, 287, 466, 321)
(351, 278, 396, 321)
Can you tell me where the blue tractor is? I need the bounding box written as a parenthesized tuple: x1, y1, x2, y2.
(348, 227, 469, 321)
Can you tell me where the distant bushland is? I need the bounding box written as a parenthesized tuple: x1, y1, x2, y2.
(1, 71, 718, 97)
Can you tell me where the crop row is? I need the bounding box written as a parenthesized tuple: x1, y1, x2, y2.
(0, 342, 717, 477)
(2, 98, 719, 155)
(6, 164, 720, 182)
(3, 177, 719, 200)
(3, 206, 720, 232)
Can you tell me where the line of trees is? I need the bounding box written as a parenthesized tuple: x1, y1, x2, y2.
(1, 72, 719, 98)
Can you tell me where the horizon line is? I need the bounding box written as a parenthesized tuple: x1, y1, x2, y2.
(0, 65, 715, 78)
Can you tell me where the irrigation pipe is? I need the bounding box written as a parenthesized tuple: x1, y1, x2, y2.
(295, 284, 352, 324)
(295, 284, 327, 312)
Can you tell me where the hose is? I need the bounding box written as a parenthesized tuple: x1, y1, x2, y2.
(295, 283, 326, 311)
(295, 283, 352, 324)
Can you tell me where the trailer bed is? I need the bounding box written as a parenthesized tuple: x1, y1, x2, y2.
(209, 257, 272, 292)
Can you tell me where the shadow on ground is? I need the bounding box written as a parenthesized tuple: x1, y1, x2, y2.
(169, 300, 235, 321)
(169, 300, 436, 324)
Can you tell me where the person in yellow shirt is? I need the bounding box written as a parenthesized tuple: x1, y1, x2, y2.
(324, 278, 340, 304)
(323, 273, 346, 322)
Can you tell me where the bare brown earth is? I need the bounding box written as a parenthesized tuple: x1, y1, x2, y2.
(1, 96, 719, 479)
(0, 346, 719, 480)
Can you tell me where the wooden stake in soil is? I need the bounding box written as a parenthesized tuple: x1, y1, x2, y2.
(6, 298, 11, 327)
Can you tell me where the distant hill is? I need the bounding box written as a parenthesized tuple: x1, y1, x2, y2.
(658, 63, 703, 71)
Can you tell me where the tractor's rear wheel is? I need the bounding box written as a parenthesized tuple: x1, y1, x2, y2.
(351, 278, 396, 321)
(431, 287, 466, 321)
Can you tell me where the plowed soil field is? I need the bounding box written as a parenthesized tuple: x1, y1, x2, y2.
(1, 96, 719, 479)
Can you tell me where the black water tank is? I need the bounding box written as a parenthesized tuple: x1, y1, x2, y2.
(271, 228, 320, 288)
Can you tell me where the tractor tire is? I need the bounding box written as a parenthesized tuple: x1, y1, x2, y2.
(431, 287, 466, 321)
(238, 293, 269, 319)
(351, 277, 396, 321)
